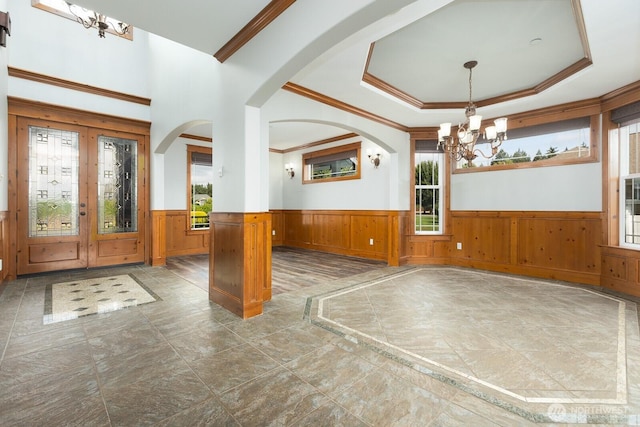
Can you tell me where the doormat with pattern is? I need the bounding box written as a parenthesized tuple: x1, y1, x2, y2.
(43, 274, 160, 324)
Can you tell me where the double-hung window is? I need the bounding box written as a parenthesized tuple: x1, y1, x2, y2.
(619, 120, 640, 246)
(414, 140, 443, 234)
(187, 145, 213, 230)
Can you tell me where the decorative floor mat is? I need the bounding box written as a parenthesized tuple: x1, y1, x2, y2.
(44, 274, 160, 324)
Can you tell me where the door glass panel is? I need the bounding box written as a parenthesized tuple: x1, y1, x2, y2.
(98, 136, 138, 234)
(28, 126, 79, 237)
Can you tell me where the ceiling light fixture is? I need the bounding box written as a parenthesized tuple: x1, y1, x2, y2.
(438, 61, 508, 164)
(66, 1, 130, 38)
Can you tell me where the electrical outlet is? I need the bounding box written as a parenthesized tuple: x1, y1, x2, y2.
(369, 238, 374, 245)
(0, 259, 2, 271)
(272, 230, 276, 236)
(456, 242, 462, 250)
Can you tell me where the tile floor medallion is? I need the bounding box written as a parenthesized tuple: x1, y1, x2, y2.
(44, 274, 160, 324)
(305, 267, 640, 424)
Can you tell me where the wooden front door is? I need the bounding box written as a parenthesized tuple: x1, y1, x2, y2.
(16, 118, 146, 275)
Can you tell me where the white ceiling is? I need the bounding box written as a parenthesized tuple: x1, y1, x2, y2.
(71, 0, 640, 150)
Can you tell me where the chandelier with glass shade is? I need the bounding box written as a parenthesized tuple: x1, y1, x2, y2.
(65, 1, 130, 38)
(438, 60, 508, 163)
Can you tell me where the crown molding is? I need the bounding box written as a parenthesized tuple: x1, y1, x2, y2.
(282, 82, 408, 132)
(214, 0, 296, 63)
(8, 67, 151, 106)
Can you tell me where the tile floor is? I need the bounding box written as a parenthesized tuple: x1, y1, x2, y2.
(0, 263, 639, 426)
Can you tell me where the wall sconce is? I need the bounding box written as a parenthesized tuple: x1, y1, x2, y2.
(285, 163, 295, 178)
(0, 12, 11, 47)
(367, 149, 381, 168)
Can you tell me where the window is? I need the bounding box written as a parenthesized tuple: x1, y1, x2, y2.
(302, 142, 361, 183)
(455, 116, 595, 170)
(414, 140, 443, 234)
(32, 0, 133, 40)
(187, 145, 213, 230)
(619, 121, 640, 246)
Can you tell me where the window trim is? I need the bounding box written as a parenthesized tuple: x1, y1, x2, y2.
(302, 141, 361, 184)
(187, 144, 212, 232)
(618, 122, 640, 249)
(32, 0, 134, 40)
(452, 114, 600, 174)
(411, 134, 448, 236)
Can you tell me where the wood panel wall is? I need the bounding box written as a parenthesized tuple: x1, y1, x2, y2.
(273, 210, 407, 266)
(601, 246, 640, 297)
(443, 211, 602, 285)
(164, 210, 210, 257)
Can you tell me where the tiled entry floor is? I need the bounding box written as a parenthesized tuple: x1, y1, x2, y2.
(307, 267, 640, 424)
(0, 263, 639, 425)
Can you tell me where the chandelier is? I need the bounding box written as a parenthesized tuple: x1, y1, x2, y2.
(437, 60, 508, 163)
(66, 2, 130, 38)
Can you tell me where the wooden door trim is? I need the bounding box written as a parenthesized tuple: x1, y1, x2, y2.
(8, 97, 151, 135)
(8, 100, 151, 277)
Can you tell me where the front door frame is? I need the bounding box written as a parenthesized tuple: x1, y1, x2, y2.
(7, 97, 151, 280)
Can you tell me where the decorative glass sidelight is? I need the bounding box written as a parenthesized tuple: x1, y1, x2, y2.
(98, 136, 138, 234)
(28, 126, 80, 237)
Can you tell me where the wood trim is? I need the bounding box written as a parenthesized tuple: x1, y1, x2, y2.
(283, 133, 358, 154)
(180, 133, 212, 143)
(360, 0, 591, 111)
(600, 80, 640, 113)
(214, 0, 296, 63)
(8, 97, 151, 134)
(282, 82, 409, 132)
(363, 57, 590, 110)
(269, 132, 358, 154)
(8, 67, 151, 106)
(151, 211, 167, 266)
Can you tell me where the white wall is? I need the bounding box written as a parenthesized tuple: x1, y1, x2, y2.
(280, 137, 392, 210)
(264, 91, 411, 211)
(450, 161, 602, 211)
(0, 0, 8, 211)
(269, 151, 284, 209)
(8, 0, 150, 121)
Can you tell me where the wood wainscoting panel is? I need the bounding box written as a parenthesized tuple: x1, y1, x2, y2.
(601, 246, 640, 297)
(313, 213, 350, 249)
(281, 210, 406, 264)
(350, 214, 387, 256)
(284, 212, 312, 245)
(271, 210, 284, 246)
(448, 211, 602, 285)
(165, 211, 210, 257)
(150, 210, 166, 266)
(517, 217, 600, 274)
(209, 212, 272, 319)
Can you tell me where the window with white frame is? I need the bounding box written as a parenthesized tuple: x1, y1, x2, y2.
(414, 140, 443, 234)
(619, 120, 640, 246)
